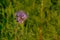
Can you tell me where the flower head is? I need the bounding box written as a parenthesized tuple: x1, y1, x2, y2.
(15, 10, 28, 23)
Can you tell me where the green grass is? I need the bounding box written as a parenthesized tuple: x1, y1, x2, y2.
(0, 0, 60, 40)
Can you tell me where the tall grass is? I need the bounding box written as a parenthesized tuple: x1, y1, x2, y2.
(0, 0, 60, 40)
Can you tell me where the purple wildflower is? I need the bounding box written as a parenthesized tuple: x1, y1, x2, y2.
(15, 10, 28, 23)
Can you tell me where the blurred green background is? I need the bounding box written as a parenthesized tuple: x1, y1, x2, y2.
(0, 0, 60, 40)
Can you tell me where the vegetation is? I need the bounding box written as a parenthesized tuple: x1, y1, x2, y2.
(0, 0, 60, 40)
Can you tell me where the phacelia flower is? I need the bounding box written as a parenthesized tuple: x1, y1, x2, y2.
(15, 10, 28, 23)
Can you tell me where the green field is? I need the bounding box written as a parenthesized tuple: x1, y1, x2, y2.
(0, 0, 60, 40)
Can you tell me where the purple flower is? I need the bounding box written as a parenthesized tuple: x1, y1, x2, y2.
(15, 10, 28, 23)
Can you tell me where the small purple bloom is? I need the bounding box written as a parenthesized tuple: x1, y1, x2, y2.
(15, 10, 28, 23)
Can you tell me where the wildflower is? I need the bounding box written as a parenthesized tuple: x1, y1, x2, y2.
(15, 10, 28, 23)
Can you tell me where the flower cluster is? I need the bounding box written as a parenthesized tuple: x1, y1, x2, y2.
(15, 10, 28, 23)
